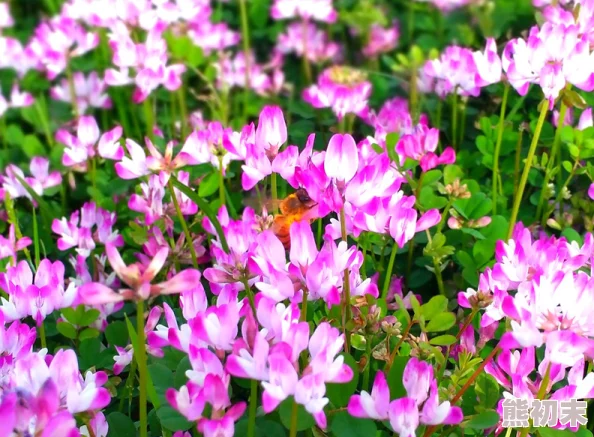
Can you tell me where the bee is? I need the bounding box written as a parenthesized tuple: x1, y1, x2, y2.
(246, 188, 318, 250)
(272, 188, 318, 250)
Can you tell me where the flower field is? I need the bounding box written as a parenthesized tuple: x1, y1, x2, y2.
(1, 0, 594, 436)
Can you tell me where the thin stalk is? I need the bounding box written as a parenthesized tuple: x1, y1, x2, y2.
(167, 179, 199, 269)
(1, 115, 6, 149)
(177, 86, 189, 139)
(218, 158, 226, 208)
(136, 300, 148, 437)
(289, 398, 299, 437)
(458, 99, 466, 147)
(361, 336, 373, 391)
(545, 158, 578, 220)
(492, 84, 510, 215)
(407, 0, 415, 43)
(143, 98, 155, 142)
(271, 172, 278, 214)
(238, 0, 251, 120)
(434, 98, 443, 130)
(38, 319, 47, 349)
(436, 199, 453, 234)
(507, 101, 548, 239)
(301, 18, 313, 84)
(422, 346, 500, 437)
(410, 64, 418, 123)
(247, 379, 258, 437)
(340, 207, 352, 353)
(381, 242, 398, 300)
(451, 92, 458, 150)
(112, 90, 133, 138)
(433, 258, 446, 296)
(387, 320, 415, 370)
(513, 128, 524, 197)
(119, 357, 137, 412)
(536, 99, 568, 222)
(65, 63, 79, 119)
(34, 96, 54, 149)
(32, 204, 40, 268)
(518, 362, 552, 437)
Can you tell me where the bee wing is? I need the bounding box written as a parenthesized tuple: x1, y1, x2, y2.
(242, 194, 283, 214)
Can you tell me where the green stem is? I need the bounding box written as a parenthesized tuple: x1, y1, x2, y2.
(381, 242, 398, 300)
(518, 362, 552, 437)
(434, 99, 442, 130)
(410, 64, 418, 124)
(136, 300, 148, 437)
(32, 204, 40, 268)
(436, 199, 453, 234)
(362, 336, 373, 391)
(451, 92, 458, 150)
(34, 96, 54, 149)
(271, 172, 278, 214)
(340, 207, 351, 354)
(238, 0, 251, 120)
(492, 84, 510, 215)
(1, 115, 6, 149)
(38, 319, 47, 349)
(301, 18, 313, 84)
(289, 398, 299, 437)
(407, 0, 414, 43)
(167, 179, 199, 269)
(177, 86, 188, 139)
(112, 89, 133, 138)
(507, 101, 548, 239)
(247, 379, 258, 437)
(219, 158, 226, 208)
(545, 158, 578, 221)
(458, 99, 466, 147)
(536, 98, 568, 223)
(433, 257, 446, 296)
(65, 62, 79, 119)
(143, 98, 155, 142)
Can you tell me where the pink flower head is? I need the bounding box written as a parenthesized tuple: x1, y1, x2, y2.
(473, 37, 503, 87)
(271, 0, 337, 23)
(78, 243, 201, 304)
(255, 105, 288, 159)
(215, 51, 274, 96)
(50, 72, 111, 114)
(303, 66, 372, 120)
(0, 224, 32, 264)
(0, 157, 61, 201)
(0, 259, 78, 325)
(363, 22, 400, 58)
(188, 21, 240, 55)
(503, 22, 594, 108)
(424, 45, 481, 98)
(0, 84, 34, 117)
(395, 124, 456, 172)
(56, 116, 123, 170)
(26, 16, 98, 80)
(277, 22, 340, 62)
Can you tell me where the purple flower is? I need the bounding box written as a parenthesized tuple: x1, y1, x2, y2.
(271, 0, 337, 23)
(363, 22, 400, 58)
(50, 72, 111, 114)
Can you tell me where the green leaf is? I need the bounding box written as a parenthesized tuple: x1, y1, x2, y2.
(79, 308, 101, 326)
(105, 321, 129, 347)
(422, 169, 442, 186)
(198, 171, 219, 198)
(170, 175, 230, 253)
(125, 315, 160, 408)
(5, 124, 24, 146)
(157, 406, 194, 431)
(61, 307, 81, 325)
(425, 312, 456, 332)
(107, 412, 136, 437)
(429, 335, 457, 346)
(78, 327, 100, 341)
(78, 338, 102, 371)
(538, 428, 580, 437)
(279, 398, 315, 431)
(444, 164, 464, 184)
(475, 373, 500, 410)
(330, 411, 377, 436)
(420, 295, 447, 320)
(464, 410, 500, 430)
(387, 356, 410, 399)
(57, 321, 78, 339)
(326, 353, 359, 407)
(23, 134, 46, 158)
(561, 227, 583, 245)
(149, 363, 174, 406)
(174, 356, 192, 389)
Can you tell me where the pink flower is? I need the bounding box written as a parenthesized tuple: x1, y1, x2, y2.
(50, 72, 111, 114)
(26, 16, 98, 80)
(271, 0, 337, 23)
(423, 46, 480, 98)
(0, 259, 78, 325)
(0, 84, 34, 117)
(188, 21, 240, 55)
(503, 22, 594, 108)
(303, 66, 372, 120)
(395, 124, 456, 172)
(363, 22, 400, 57)
(255, 105, 288, 159)
(0, 2, 13, 28)
(423, 0, 474, 12)
(473, 38, 503, 87)
(277, 22, 340, 62)
(78, 243, 201, 303)
(589, 182, 594, 200)
(347, 370, 390, 419)
(56, 116, 123, 170)
(0, 224, 32, 264)
(115, 137, 192, 179)
(215, 52, 274, 96)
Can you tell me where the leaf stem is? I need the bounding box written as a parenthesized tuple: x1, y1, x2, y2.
(136, 300, 148, 437)
(340, 207, 351, 354)
(289, 398, 299, 437)
(507, 101, 548, 239)
(381, 242, 398, 300)
(492, 84, 510, 215)
(247, 378, 258, 437)
(238, 0, 251, 120)
(143, 98, 155, 142)
(167, 178, 199, 269)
